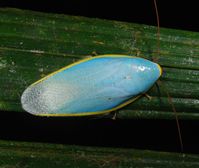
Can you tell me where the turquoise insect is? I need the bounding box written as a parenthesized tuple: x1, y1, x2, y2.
(21, 55, 162, 116)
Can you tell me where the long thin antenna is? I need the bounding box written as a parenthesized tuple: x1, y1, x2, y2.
(153, 0, 160, 55)
(166, 91, 184, 152)
(153, 0, 184, 152)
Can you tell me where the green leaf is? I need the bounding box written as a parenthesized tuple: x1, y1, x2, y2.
(0, 8, 199, 119)
(0, 140, 199, 168)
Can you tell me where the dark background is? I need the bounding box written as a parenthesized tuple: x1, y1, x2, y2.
(0, 0, 198, 31)
(0, 0, 198, 154)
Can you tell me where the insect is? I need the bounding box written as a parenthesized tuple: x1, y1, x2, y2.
(21, 55, 162, 116)
(20, 0, 183, 152)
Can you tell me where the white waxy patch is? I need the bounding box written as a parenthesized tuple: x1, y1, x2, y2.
(21, 81, 77, 115)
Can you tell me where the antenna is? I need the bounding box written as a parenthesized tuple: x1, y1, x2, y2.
(153, 0, 160, 55)
(153, 0, 184, 152)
